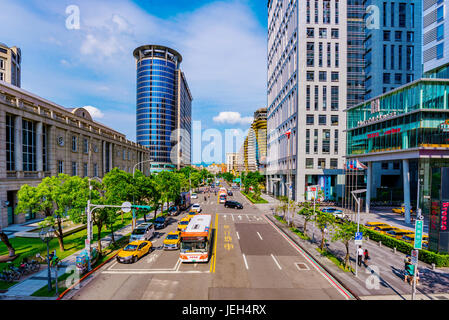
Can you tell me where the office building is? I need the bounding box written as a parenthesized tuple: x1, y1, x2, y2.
(266, 0, 347, 201)
(346, 78, 449, 253)
(0, 82, 150, 227)
(347, 0, 365, 108)
(364, 0, 422, 99)
(0, 43, 21, 87)
(133, 45, 192, 172)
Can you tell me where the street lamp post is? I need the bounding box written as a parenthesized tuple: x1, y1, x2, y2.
(132, 158, 154, 230)
(351, 189, 367, 278)
(39, 227, 55, 292)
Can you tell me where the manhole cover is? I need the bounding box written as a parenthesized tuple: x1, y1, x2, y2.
(295, 263, 310, 270)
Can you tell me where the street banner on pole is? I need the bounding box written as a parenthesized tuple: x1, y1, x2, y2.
(414, 220, 424, 250)
(411, 249, 419, 265)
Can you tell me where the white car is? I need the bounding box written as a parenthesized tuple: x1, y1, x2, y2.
(321, 207, 346, 220)
(191, 203, 202, 213)
(191, 193, 198, 199)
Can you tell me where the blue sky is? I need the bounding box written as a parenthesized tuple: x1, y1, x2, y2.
(0, 0, 267, 163)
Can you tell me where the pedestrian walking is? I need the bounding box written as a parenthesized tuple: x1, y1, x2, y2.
(357, 246, 363, 267)
(363, 249, 370, 266)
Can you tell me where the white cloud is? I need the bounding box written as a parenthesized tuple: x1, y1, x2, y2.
(0, 0, 267, 143)
(83, 106, 105, 119)
(213, 112, 253, 125)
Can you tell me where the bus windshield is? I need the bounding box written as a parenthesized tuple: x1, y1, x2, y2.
(181, 240, 208, 253)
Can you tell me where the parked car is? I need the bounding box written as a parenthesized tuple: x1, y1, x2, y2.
(385, 228, 414, 239)
(116, 241, 152, 264)
(130, 223, 154, 241)
(392, 205, 414, 214)
(191, 193, 198, 199)
(154, 216, 168, 229)
(163, 231, 181, 250)
(191, 203, 202, 213)
(373, 225, 397, 235)
(321, 207, 346, 219)
(168, 206, 180, 216)
(365, 221, 391, 230)
(224, 200, 243, 209)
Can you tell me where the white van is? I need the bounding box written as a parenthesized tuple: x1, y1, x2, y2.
(130, 222, 155, 241)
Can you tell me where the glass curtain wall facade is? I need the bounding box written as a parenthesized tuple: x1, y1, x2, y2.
(346, 79, 449, 253)
(134, 45, 180, 167)
(134, 45, 191, 171)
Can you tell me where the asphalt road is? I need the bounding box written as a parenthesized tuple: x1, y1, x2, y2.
(68, 184, 352, 300)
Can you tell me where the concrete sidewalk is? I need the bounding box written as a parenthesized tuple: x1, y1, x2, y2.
(0, 216, 146, 298)
(270, 213, 449, 300)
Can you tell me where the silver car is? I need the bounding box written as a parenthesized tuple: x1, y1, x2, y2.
(129, 223, 154, 242)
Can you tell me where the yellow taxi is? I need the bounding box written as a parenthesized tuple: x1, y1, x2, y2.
(116, 240, 152, 264)
(187, 211, 199, 220)
(385, 228, 414, 239)
(364, 222, 391, 230)
(392, 206, 413, 214)
(372, 225, 397, 235)
(163, 231, 181, 250)
(401, 234, 429, 249)
(177, 217, 191, 232)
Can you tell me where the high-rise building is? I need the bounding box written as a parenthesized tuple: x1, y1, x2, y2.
(364, 0, 422, 99)
(266, 0, 347, 202)
(347, 0, 365, 108)
(242, 108, 267, 172)
(0, 43, 21, 88)
(423, 0, 449, 77)
(133, 45, 192, 172)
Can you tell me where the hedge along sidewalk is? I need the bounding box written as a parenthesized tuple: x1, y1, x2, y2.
(240, 190, 269, 204)
(361, 227, 449, 267)
(0, 215, 145, 298)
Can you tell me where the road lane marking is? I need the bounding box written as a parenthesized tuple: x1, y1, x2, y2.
(236, 232, 240, 240)
(211, 213, 218, 273)
(271, 254, 282, 270)
(257, 232, 263, 240)
(231, 215, 235, 222)
(264, 215, 355, 300)
(242, 254, 249, 270)
(246, 215, 251, 221)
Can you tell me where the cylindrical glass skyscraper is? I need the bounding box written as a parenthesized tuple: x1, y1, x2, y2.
(133, 45, 183, 170)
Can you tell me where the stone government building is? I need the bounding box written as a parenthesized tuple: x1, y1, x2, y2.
(0, 81, 150, 228)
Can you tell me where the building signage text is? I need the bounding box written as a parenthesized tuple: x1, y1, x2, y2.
(441, 202, 449, 232)
(431, 202, 440, 231)
(367, 128, 401, 139)
(357, 112, 397, 127)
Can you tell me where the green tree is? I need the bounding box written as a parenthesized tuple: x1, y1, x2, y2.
(297, 201, 316, 235)
(16, 174, 90, 251)
(275, 196, 288, 219)
(314, 210, 336, 251)
(332, 222, 358, 269)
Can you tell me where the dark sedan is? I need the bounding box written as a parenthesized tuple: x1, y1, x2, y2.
(154, 216, 168, 229)
(224, 200, 243, 209)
